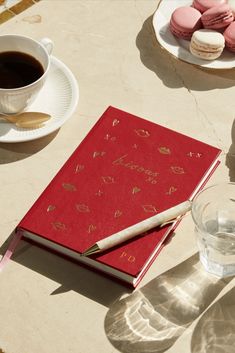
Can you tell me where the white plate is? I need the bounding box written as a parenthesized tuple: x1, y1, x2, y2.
(152, 0, 235, 69)
(0, 56, 79, 143)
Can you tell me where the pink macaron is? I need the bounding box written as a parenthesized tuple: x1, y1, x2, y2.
(170, 6, 202, 40)
(223, 21, 235, 51)
(192, 0, 228, 13)
(201, 4, 234, 29)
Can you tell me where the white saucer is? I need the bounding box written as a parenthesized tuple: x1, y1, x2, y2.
(153, 0, 235, 69)
(0, 56, 79, 143)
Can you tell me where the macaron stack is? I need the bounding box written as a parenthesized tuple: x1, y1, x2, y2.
(201, 3, 234, 29)
(169, 0, 235, 60)
(169, 6, 202, 40)
(193, 0, 228, 13)
(224, 21, 235, 51)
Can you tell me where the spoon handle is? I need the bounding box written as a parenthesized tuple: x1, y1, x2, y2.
(0, 112, 51, 128)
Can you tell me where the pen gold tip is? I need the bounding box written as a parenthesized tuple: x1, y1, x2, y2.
(81, 244, 100, 256)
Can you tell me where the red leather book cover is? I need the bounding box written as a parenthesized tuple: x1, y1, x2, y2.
(17, 106, 221, 286)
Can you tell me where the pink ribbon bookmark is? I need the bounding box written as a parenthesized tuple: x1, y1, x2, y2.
(0, 230, 23, 271)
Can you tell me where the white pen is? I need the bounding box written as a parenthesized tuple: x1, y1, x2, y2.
(82, 200, 192, 256)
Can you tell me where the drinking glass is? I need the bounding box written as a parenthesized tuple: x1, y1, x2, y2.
(191, 182, 235, 277)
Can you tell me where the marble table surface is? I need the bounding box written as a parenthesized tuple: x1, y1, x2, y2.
(0, 1, 234, 353)
(0, 0, 40, 24)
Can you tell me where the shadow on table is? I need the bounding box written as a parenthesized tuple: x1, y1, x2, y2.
(226, 118, 235, 182)
(136, 15, 235, 91)
(191, 286, 235, 353)
(104, 253, 232, 353)
(0, 129, 59, 164)
(0, 230, 177, 307)
(0, 236, 132, 307)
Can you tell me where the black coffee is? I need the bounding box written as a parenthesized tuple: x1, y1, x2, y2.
(0, 51, 44, 89)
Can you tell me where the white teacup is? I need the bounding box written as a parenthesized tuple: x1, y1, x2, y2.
(0, 34, 53, 115)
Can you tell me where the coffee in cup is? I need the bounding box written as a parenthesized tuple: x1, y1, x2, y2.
(0, 34, 53, 115)
(0, 51, 44, 89)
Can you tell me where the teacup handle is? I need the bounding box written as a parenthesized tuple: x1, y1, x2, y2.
(40, 37, 53, 55)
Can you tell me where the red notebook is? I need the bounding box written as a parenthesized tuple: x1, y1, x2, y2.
(16, 106, 221, 287)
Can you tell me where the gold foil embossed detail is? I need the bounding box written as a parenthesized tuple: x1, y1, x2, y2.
(120, 251, 136, 263)
(135, 129, 150, 138)
(114, 210, 122, 218)
(88, 224, 96, 233)
(187, 152, 203, 158)
(132, 186, 141, 194)
(146, 176, 157, 184)
(142, 205, 158, 213)
(196, 153, 203, 158)
(112, 119, 120, 126)
(93, 151, 106, 158)
(104, 134, 116, 142)
(171, 166, 185, 174)
(75, 204, 90, 213)
(95, 190, 103, 196)
(102, 176, 115, 184)
(51, 222, 66, 231)
(47, 205, 56, 212)
(62, 183, 77, 191)
(158, 146, 171, 154)
(166, 186, 177, 195)
(75, 164, 84, 173)
(112, 154, 158, 178)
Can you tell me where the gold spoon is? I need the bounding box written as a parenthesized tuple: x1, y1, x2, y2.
(0, 112, 51, 128)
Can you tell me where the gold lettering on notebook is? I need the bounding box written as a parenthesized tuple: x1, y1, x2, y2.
(171, 166, 185, 174)
(62, 183, 77, 191)
(187, 152, 203, 158)
(158, 146, 171, 154)
(75, 164, 84, 173)
(93, 151, 106, 158)
(128, 255, 135, 263)
(166, 186, 177, 195)
(51, 222, 66, 231)
(146, 176, 157, 184)
(132, 187, 141, 194)
(135, 129, 150, 138)
(104, 134, 116, 142)
(88, 224, 96, 233)
(120, 251, 136, 263)
(47, 205, 56, 212)
(143, 205, 158, 213)
(112, 119, 119, 126)
(102, 176, 115, 184)
(112, 154, 158, 178)
(114, 210, 122, 218)
(95, 190, 103, 196)
(75, 204, 90, 213)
